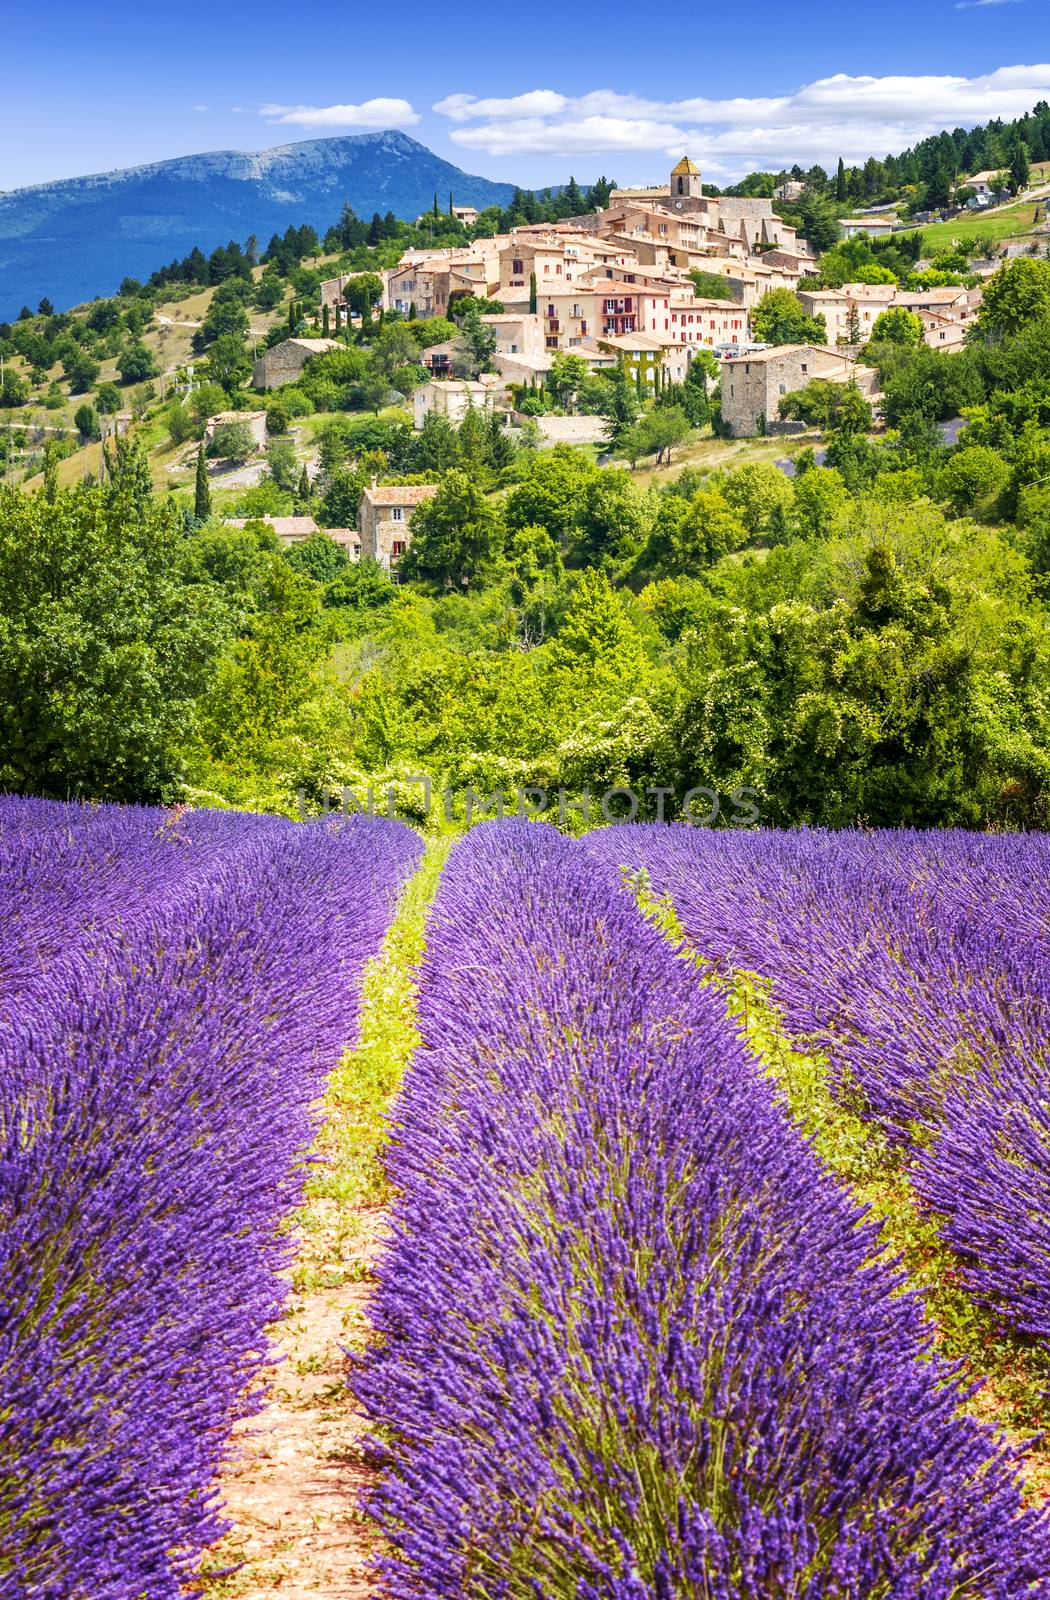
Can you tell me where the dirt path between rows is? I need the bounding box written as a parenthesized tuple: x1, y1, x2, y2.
(202, 1197, 386, 1598)
(199, 838, 449, 1600)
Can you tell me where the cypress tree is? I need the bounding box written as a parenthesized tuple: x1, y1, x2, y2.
(529, 272, 538, 315)
(288, 300, 296, 332)
(322, 304, 330, 336)
(194, 441, 211, 522)
(334, 303, 342, 333)
(449, 190, 454, 216)
(835, 157, 847, 203)
(297, 463, 311, 500)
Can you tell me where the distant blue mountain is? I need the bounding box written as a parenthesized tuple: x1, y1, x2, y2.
(0, 131, 518, 317)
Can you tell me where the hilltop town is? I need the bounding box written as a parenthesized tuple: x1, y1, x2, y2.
(2, 137, 1049, 580)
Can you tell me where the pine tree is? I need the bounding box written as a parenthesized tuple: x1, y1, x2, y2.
(194, 442, 211, 522)
(835, 158, 847, 203)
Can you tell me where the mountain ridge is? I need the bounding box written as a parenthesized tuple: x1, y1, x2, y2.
(0, 132, 518, 316)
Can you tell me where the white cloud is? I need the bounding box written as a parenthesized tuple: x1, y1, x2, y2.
(433, 90, 568, 121)
(191, 104, 208, 113)
(436, 66, 1050, 174)
(956, 0, 1032, 8)
(260, 98, 420, 129)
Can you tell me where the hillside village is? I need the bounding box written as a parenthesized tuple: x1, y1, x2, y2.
(2, 140, 1050, 580)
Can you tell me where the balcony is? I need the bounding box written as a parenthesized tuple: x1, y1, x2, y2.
(545, 319, 561, 334)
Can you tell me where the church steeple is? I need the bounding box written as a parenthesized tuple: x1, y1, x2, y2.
(670, 156, 702, 198)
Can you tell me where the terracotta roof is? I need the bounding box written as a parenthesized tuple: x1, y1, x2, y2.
(361, 484, 440, 507)
(226, 515, 319, 537)
(723, 343, 851, 366)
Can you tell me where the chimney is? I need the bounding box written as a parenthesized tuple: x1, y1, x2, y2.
(371, 474, 378, 490)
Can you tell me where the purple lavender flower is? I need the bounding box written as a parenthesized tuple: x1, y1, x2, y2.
(0, 798, 419, 1599)
(355, 821, 1048, 1598)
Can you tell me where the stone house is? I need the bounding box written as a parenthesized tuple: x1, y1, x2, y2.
(226, 515, 361, 557)
(413, 375, 506, 429)
(252, 338, 340, 391)
(356, 483, 440, 569)
(720, 345, 868, 437)
(204, 410, 267, 451)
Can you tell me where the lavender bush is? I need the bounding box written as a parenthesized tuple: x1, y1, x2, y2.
(356, 820, 1048, 1598)
(0, 798, 420, 1599)
(585, 825, 1050, 1343)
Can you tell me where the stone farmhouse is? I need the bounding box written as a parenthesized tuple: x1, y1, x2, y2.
(226, 515, 361, 557)
(204, 410, 267, 451)
(356, 483, 439, 569)
(252, 338, 340, 391)
(720, 345, 878, 438)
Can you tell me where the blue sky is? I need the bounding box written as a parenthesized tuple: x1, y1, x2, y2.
(5, 1, 1049, 191)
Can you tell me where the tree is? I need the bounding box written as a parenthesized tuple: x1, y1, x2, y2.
(835, 157, 847, 203)
(414, 410, 460, 474)
(265, 437, 299, 490)
(400, 470, 504, 586)
(283, 532, 350, 584)
(977, 258, 1050, 340)
(571, 470, 646, 567)
(937, 446, 1009, 513)
(324, 556, 395, 613)
(1009, 138, 1031, 196)
(117, 340, 159, 384)
(194, 442, 211, 521)
(206, 420, 256, 460)
(618, 406, 690, 466)
(791, 466, 849, 538)
(797, 192, 841, 252)
(722, 462, 794, 536)
(64, 348, 100, 393)
(0, 481, 228, 800)
(1, 369, 30, 406)
(529, 272, 538, 316)
(827, 382, 873, 440)
(546, 568, 645, 676)
(370, 322, 422, 386)
(547, 353, 590, 413)
(74, 404, 100, 443)
(871, 307, 924, 346)
(206, 332, 252, 393)
(752, 289, 827, 346)
(505, 447, 598, 545)
(688, 270, 733, 301)
(95, 381, 123, 416)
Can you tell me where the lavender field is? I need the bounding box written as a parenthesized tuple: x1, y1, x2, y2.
(3, 804, 1049, 1598)
(356, 822, 1050, 1598)
(0, 797, 419, 1598)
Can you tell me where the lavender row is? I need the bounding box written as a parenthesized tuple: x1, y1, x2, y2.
(0, 800, 420, 1599)
(355, 820, 1047, 1598)
(584, 825, 1050, 1342)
